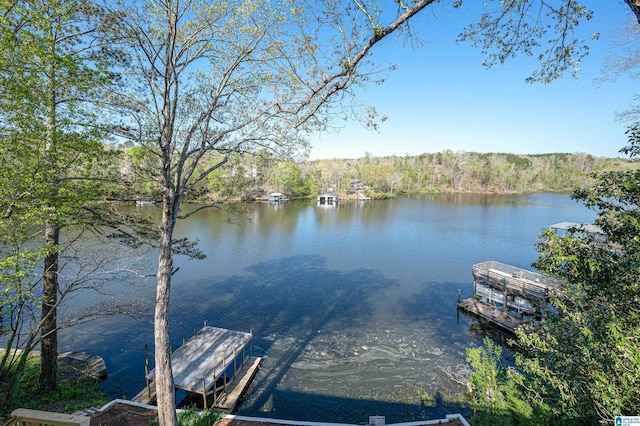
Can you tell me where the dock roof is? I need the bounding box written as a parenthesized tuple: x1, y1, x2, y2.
(549, 222, 603, 235)
(472, 260, 564, 299)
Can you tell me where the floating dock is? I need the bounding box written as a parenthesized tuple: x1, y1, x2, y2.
(132, 325, 261, 413)
(214, 355, 261, 413)
(0, 349, 107, 382)
(457, 297, 521, 333)
(59, 351, 108, 381)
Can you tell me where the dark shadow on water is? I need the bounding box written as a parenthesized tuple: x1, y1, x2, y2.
(396, 281, 469, 317)
(172, 255, 399, 420)
(90, 255, 475, 422)
(238, 388, 470, 424)
(171, 254, 397, 346)
(396, 281, 475, 341)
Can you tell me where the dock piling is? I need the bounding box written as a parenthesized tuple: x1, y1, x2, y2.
(241, 337, 245, 367)
(212, 368, 217, 406)
(144, 345, 151, 400)
(202, 380, 207, 409)
(223, 358, 227, 394)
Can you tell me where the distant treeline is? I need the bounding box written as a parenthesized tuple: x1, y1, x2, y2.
(115, 147, 639, 201)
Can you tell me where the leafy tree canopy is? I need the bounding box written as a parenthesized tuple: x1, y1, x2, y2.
(510, 126, 640, 423)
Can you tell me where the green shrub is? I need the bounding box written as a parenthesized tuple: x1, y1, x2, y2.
(466, 337, 535, 425)
(151, 406, 223, 426)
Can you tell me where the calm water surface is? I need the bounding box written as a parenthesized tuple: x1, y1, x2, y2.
(59, 193, 595, 422)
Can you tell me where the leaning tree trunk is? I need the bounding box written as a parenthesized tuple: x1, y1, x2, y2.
(154, 190, 179, 426)
(40, 222, 59, 391)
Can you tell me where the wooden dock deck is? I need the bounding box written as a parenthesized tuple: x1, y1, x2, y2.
(59, 351, 108, 381)
(457, 297, 521, 334)
(132, 380, 156, 405)
(215, 355, 261, 413)
(132, 325, 259, 411)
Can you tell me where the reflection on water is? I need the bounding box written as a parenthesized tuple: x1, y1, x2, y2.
(57, 193, 594, 423)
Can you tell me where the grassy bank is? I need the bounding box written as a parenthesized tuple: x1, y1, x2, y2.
(2, 353, 110, 419)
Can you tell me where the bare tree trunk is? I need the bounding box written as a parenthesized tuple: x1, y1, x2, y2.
(40, 222, 59, 391)
(155, 192, 179, 426)
(154, 3, 180, 422)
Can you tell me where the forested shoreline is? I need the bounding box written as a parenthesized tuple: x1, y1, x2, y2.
(116, 147, 640, 201)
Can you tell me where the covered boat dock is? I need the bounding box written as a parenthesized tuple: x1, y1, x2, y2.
(549, 221, 603, 236)
(317, 193, 339, 204)
(268, 192, 287, 202)
(471, 260, 563, 301)
(458, 261, 565, 333)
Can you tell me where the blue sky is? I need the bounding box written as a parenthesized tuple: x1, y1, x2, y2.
(309, 2, 637, 160)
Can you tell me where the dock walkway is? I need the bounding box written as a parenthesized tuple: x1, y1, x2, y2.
(216, 356, 261, 413)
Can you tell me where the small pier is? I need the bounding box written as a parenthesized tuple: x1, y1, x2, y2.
(59, 351, 108, 381)
(132, 325, 261, 413)
(458, 261, 565, 333)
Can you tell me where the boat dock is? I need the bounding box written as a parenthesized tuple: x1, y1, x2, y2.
(317, 193, 339, 204)
(472, 260, 563, 300)
(458, 261, 565, 333)
(132, 325, 261, 413)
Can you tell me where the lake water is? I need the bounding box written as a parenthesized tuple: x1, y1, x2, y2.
(58, 193, 595, 423)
